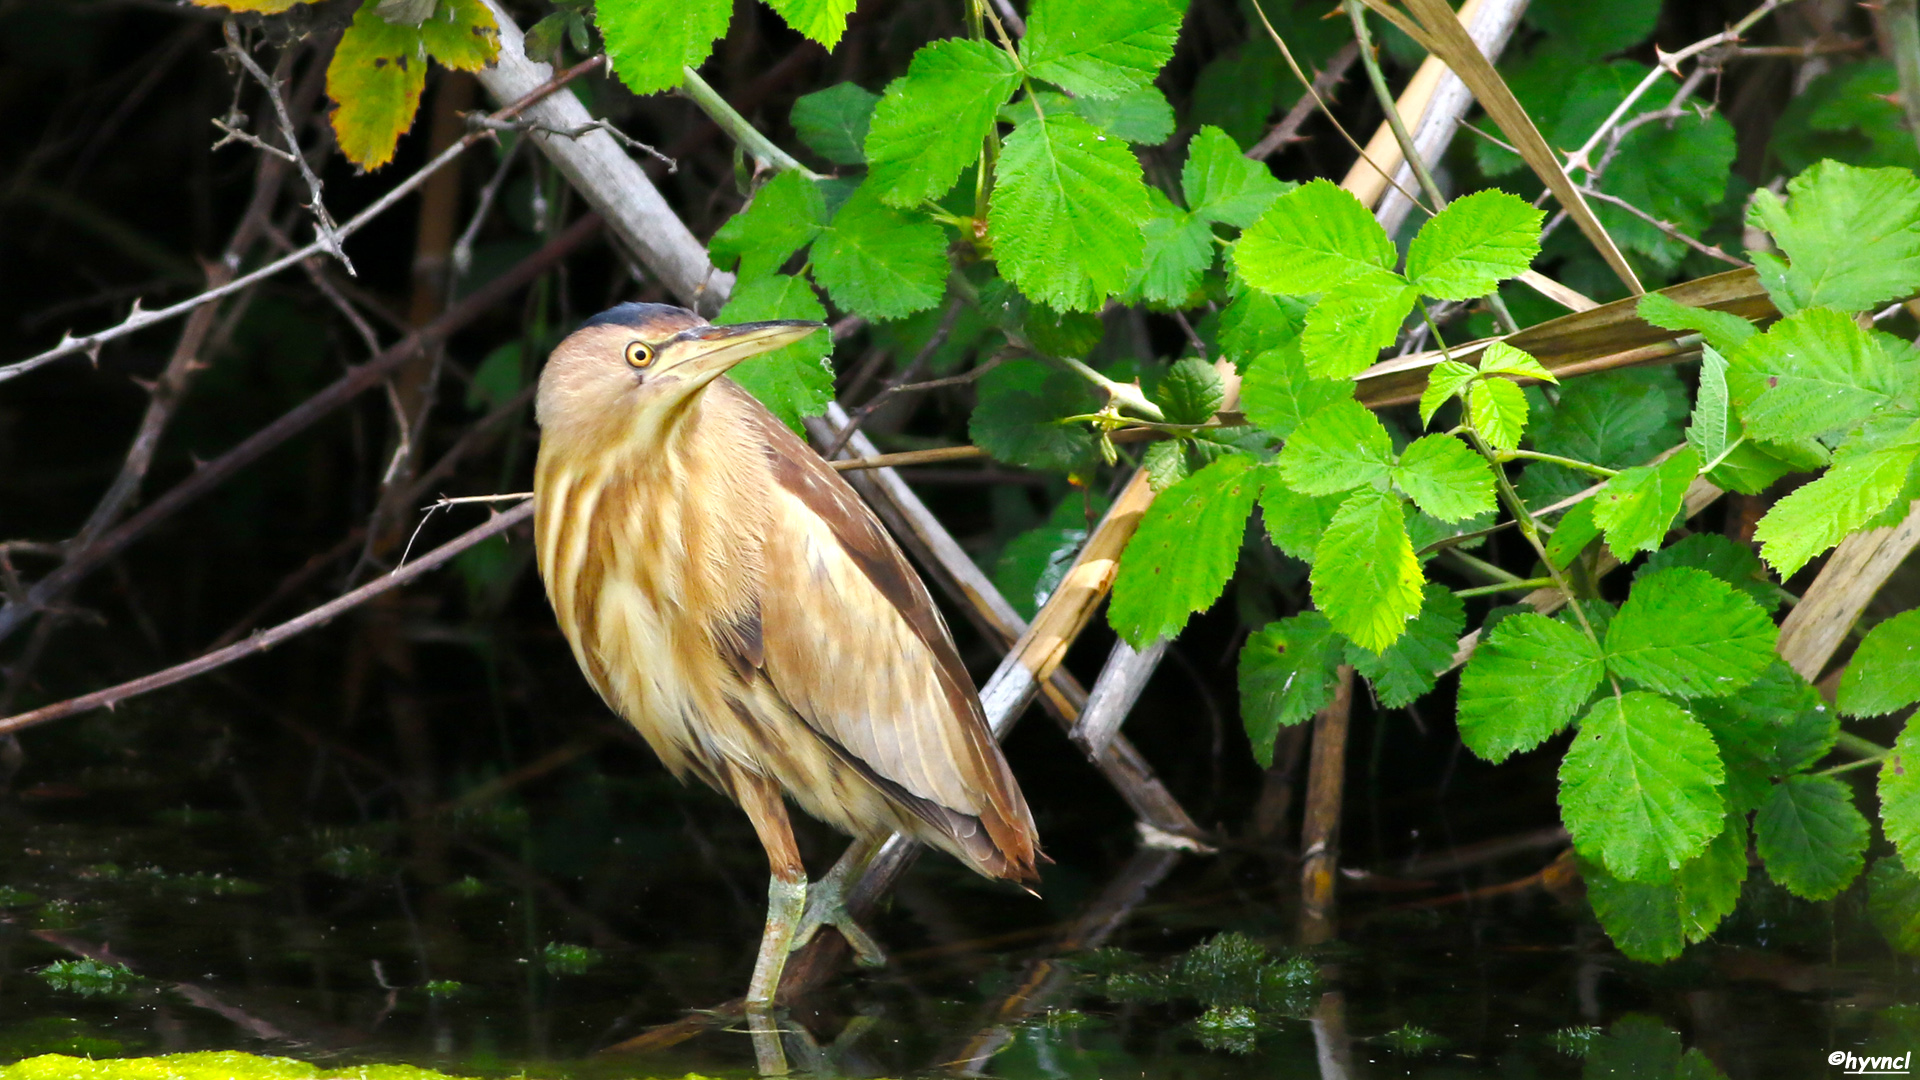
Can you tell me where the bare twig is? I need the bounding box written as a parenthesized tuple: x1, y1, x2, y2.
(222, 21, 352, 272)
(1578, 187, 1747, 267)
(451, 138, 523, 279)
(1245, 42, 1359, 160)
(465, 113, 677, 171)
(822, 298, 965, 458)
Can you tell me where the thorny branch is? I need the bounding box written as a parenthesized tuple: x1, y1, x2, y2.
(464, 112, 677, 172)
(221, 21, 351, 273)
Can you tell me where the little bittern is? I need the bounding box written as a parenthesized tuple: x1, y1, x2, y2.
(532, 303, 1040, 1016)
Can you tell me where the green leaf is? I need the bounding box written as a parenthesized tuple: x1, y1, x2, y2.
(1704, 438, 1803, 496)
(1277, 399, 1394, 495)
(1469, 377, 1528, 452)
(1255, 465, 1344, 561)
(1310, 487, 1423, 653)
(1418, 360, 1477, 429)
(1582, 819, 1747, 963)
(1476, 340, 1557, 383)
(1346, 584, 1465, 708)
(1748, 160, 1920, 314)
(1142, 441, 1189, 490)
(1882, 716, 1920, 869)
(1299, 275, 1414, 380)
(1392, 435, 1495, 522)
(1073, 86, 1176, 144)
(790, 82, 880, 166)
(1239, 613, 1343, 766)
(1219, 289, 1309, 366)
(709, 170, 828, 282)
(1753, 430, 1920, 578)
(991, 110, 1152, 312)
(1637, 533, 1779, 613)
(1403, 189, 1544, 300)
(1456, 614, 1605, 762)
(1110, 455, 1261, 648)
(1637, 292, 1755, 356)
(1591, 447, 1699, 561)
(1840, 608, 1920, 717)
(714, 274, 832, 431)
(1021, 0, 1186, 99)
(1559, 691, 1726, 880)
(1755, 775, 1868, 901)
(970, 358, 1098, 470)
(1234, 179, 1398, 295)
(327, 2, 434, 170)
(1599, 107, 1736, 269)
(1128, 193, 1214, 308)
(992, 494, 1106, 619)
(761, 0, 856, 48)
(1155, 358, 1225, 425)
(417, 0, 498, 70)
(1685, 344, 1733, 464)
(1869, 855, 1920, 956)
(1605, 567, 1777, 699)
(865, 39, 1021, 207)
(1182, 125, 1289, 228)
(1545, 498, 1600, 570)
(1241, 343, 1349, 439)
(594, 0, 730, 97)
(1520, 367, 1688, 504)
(1728, 307, 1902, 443)
(1692, 660, 1836, 777)
(810, 180, 949, 320)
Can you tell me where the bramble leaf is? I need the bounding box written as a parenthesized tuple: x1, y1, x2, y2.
(1418, 360, 1478, 429)
(1605, 567, 1777, 698)
(1881, 717, 1920, 869)
(415, 0, 497, 69)
(1755, 775, 1869, 901)
(992, 494, 1106, 619)
(1311, 487, 1423, 653)
(970, 359, 1098, 470)
(791, 83, 880, 166)
(762, 0, 857, 49)
(1110, 454, 1261, 648)
(1129, 191, 1215, 307)
(810, 180, 949, 319)
(1752, 428, 1920, 577)
(1234, 180, 1397, 295)
(1545, 499, 1600, 570)
(595, 0, 730, 97)
(1021, 0, 1186, 99)
(1637, 534, 1779, 613)
(1392, 435, 1495, 522)
(1476, 340, 1557, 383)
(1241, 344, 1350, 439)
(1182, 125, 1289, 228)
(1155, 358, 1226, 425)
(1637, 292, 1755, 355)
(1727, 307, 1902, 443)
(1869, 855, 1920, 956)
(715, 274, 832, 431)
(1404, 189, 1543, 300)
(1839, 608, 1920, 717)
(1219, 289, 1309, 365)
(1520, 367, 1688, 504)
(1299, 275, 1414, 379)
(1073, 86, 1176, 144)
(328, 2, 434, 170)
(1591, 447, 1699, 560)
(1686, 344, 1733, 464)
(709, 170, 827, 282)
(1278, 399, 1394, 495)
(1239, 612, 1344, 766)
(1469, 377, 1528, 452)
(1693, 660, 1836, 778)
(990, 110, 1152, 312)
(1346, 584, 1465, 708)
(1256, 466, 1344, 561)
(1746, 159, 1920, 314)
(865, 40, 1020, 207)
(1456, 613, 1604, 762)
(1582, 819, 1747, 963)
(1559, 691, 1726, 880)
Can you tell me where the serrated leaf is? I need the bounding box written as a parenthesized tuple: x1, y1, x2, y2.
(1638, 292, 1755, 355)
(1219, 289, 1309, 366)
(1840, 608, 1920, 717)
(1869, 855, 1920, 956)
(714, 274, 832, 431)
(1559, 691, 1726, 880)
(1129, 194, 1214, 308)
(1418, 360, 1478, 429)
(1392, 435, 1495, 522)
(1255, 464, 1344, 561)
(1582, 819, 1747, 962)
(327, 1, 433, 170)
(1021, 0, 1186, 99)
(1520, 367, 1688, 505)
(1239, 613, 1344, 766)
(1241, 343, 1350, 440)
(1692, 660, 1836, 777)
(416, 0, 497, 69)
(1310, 487, 1423, 653)
(1477, 340, 1557, 383)
(1142, 440, 1189, 490)
(810, 180, 949, 320)
(1277, 399, 1394, 495)
(595, 0, 730, 96)
(791, 83, 879, 166)
(1727, 307, 1901, 443)
(990, 110, 1151, 312)
(1469, 377, 1529, 452)
(992, 494, 1106, 619)
(1300, 275, 1414, 380)
(1882, 716, 1920, 869)
(970, 358, 1098, 470)
(1605, 567, 1776, 698)
(1704, 438, 1802, 496)
(1686, 344, 1733, 464)
(1109, 454, 1260, 648)
(1748, 159, 1920, 314)
(1456, 614, 1605, 762)
(762, 0, 856, 48)
(1753, 431, 1920, 578)
(1155, 358, 1225, 425)
(1182, 125, 1289, 228)
(1073, 85, 1176, 144)
(1591, 447, 1699, 560)
(1637, 533, 1779, 612)
(1346, 584, 1465, 708)
(1404, 189, 1543, 300)
(1755, 775, 1868, 901)
(865, 39, 1020, 207)
(709, 170, 827, 282)
(1544, 498, 1600, 570)
(1234, 179, 1397, 295)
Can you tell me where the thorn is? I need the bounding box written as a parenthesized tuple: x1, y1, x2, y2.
(1654, 45, 1683, 76)
(190, 453, 209, 470)
(129, 375, 158, 394)
(86, 342, 103, 367)
(128, 297, 146, 316)
(1562, 148, 1593, 175)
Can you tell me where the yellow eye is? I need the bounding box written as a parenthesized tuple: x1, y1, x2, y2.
(625, 341, 655, 368)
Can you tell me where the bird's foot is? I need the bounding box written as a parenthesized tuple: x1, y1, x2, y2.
(790, 873, 886, 968)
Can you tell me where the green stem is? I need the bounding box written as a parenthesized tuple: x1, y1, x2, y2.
(1699, 434, 1748, 475)
(1453, 577, 1556, 599)
(1836, 730, 1892, 759)
(1056, 354, 1165, 421)
(1888, 0, 1920, 159)
(1821, 751, 1890, 777)
(678, 67, 819, 179)
(1499, 449, 1620, 479)
(1442, 547, 1524, 585)
(1469, 427, 1603, 651)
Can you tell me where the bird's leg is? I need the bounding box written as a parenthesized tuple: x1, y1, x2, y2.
(790, 835, 886, 968)
(738, 773, 804, 1075)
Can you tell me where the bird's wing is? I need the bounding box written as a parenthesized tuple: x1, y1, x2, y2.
(722, 385, 1037, 878)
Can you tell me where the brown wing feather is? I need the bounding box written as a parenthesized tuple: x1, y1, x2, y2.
(713, 382, 1039, 880)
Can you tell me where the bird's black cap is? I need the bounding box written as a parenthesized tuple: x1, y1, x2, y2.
(576, 302, 700, 332)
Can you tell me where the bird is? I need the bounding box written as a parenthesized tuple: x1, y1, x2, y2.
(531, 302, 1041, 1016)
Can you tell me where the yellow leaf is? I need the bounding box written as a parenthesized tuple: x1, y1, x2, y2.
(419, 0, 500, 72)
(327, 0, 429, 170)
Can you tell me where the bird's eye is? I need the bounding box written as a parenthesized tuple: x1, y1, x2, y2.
(625, 341, 655, 369)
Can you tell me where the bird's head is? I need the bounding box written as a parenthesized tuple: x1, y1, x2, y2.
(535, 302, 822, 450)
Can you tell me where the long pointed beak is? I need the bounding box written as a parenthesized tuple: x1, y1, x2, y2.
(662, 320, 824, 389)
